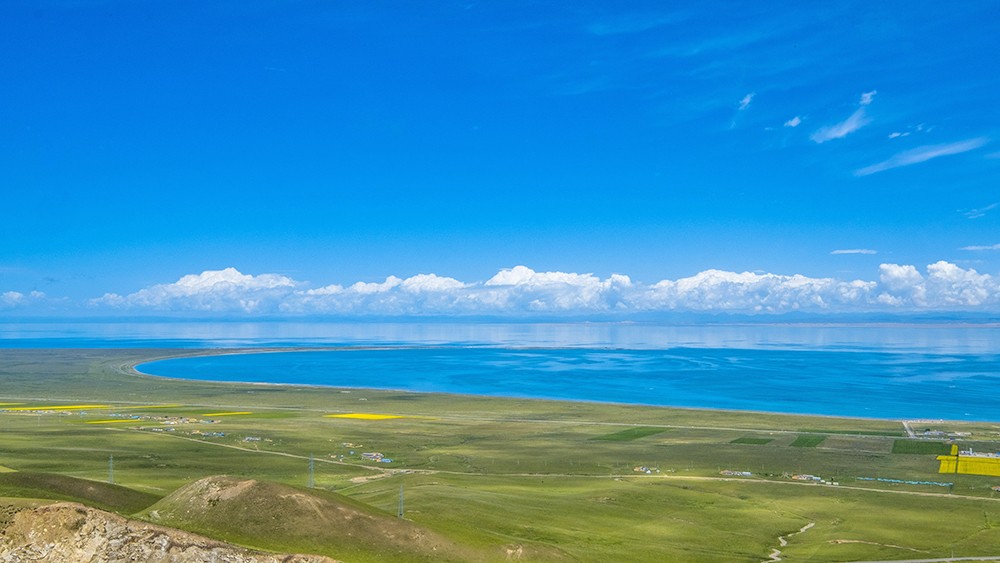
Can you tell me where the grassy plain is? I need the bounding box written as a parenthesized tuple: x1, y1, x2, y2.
(2, 348, 1000, 561)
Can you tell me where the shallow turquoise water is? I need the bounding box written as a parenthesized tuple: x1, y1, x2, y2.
(139, 345, 1000, 421)
(5, 321, 997, 420)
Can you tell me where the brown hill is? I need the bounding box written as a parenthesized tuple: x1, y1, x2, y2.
(142, 475, 479, 562)
(0, 501, 336, 563)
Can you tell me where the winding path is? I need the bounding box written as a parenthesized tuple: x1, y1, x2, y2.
(763, 522, 814, 562)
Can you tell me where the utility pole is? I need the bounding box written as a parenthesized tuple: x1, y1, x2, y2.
(308, 454, 315, 488)
(951, 444, 960, 495)
(397, 485, 404, 519)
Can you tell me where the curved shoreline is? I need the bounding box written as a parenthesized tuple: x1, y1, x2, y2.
(126, 347, 992, 424)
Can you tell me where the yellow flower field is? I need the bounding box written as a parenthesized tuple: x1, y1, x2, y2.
(5, 404, 108, 411)
(325, 413, 404, 420)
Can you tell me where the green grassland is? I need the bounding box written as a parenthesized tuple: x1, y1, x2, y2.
(891, 439, 952, 455)
(2, 348, 1000, 561)
(790, 434, 828, 448)
(730, 436, 774, 445)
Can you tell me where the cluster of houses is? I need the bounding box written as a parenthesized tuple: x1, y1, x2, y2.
(191, 430, 225, 437)
(160, 416, 221, 425)
(361, 452, 393, 463)
(919, 429, 970, 438)
(632, 466, 660, 474)
(720, 470, 752, 477)
(791, 474, 839, 485)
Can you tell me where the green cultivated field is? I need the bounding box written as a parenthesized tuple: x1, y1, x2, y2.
(3, 348, 1000, 561)
(790, 435, 828, 448)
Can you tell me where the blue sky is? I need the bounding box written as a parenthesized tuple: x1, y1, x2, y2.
(2, 1, 999, 316)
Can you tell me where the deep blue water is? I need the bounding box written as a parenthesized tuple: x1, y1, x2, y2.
(138, 345, 1000, 421)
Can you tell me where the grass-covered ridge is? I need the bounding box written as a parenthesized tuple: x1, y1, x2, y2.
(0, 472, 160, 514)
(3, 348, 1000, 561)
(142, 475, 488, 562)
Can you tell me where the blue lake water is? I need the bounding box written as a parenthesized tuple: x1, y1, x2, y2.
(4, 321, 999, 420)
(138, 340, 1000, 421)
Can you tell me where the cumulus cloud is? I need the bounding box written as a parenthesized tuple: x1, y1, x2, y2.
(738, 92, 754, 111)
(875, 261, 1000, 308)
(84, 262, 1000, 315)
(831, 249, 877, 255)
(643, 270, 876, 312)
(877, 264, 927, 306)
(810, 108, 870, 143)
(93, 267, 297, 313)
(855, 137, 989, 176)
(888, 131, 909, 139)
(961, 243, 1000, 251)
(2, 291, 27, 308)
(784, 116, 801, 128)
(1, 290, 46, 310)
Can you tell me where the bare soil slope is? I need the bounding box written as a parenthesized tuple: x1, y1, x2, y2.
(0, 501, 336, 563)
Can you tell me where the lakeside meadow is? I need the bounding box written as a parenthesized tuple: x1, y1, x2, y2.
(3, 347, 1000, 561)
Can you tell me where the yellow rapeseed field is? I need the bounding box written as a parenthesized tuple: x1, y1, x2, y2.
(325, 413, 404, 420)
(5, 404, 108, 411)
(115, 404, 184, 409)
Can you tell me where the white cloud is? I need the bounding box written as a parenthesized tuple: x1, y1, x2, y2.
(890, 123, 933, 139)
(877, 264, 926, 306)
(810, 108, 870, 143)
(965, 203, 998, 219)
(348, 276, 403, 294)
(784, 116, 801, 128)
(875, 261, 1000, 308)
(93, 267, 298, 313)
(855, 137, 989, 176)
(738, 92, 754, 111)
(400, 273, 467, 292)
(925, 261, 994, 307)
(644, 270, 876, 312)
(85, 262, 1000, 315)
(859, 90, 877, 106)
(961, 243, 1000, 251)
(831, 249, 877, 255)
(1, 290, 46, 309)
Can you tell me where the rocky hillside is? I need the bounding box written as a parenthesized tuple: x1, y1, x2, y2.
(0, 502, 337, 563)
